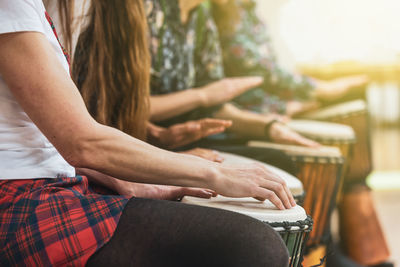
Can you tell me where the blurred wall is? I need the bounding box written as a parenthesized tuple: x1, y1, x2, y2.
(255, 0, 400, 65)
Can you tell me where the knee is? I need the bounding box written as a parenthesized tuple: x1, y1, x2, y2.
(217, 212, 290, 267)
(248, 220, 289, 267)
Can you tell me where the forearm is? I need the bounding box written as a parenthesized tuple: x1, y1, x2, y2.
(213, 103, 272, 138)
(150, 89, 204, 122)
(75, 123, 216, 189)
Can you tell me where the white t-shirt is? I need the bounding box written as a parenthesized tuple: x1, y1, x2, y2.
(0, 0, 75, 179)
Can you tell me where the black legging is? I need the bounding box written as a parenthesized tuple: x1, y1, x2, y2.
(87, 198, 289, 267)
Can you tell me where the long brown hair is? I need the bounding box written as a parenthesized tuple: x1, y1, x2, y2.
(71, 0, 150, 140)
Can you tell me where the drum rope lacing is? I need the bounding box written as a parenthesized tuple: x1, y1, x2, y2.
(266, 215, 313, 231)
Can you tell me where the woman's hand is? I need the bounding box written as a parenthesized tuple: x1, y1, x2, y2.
(198, 77, 264, 108)
(116, 182, 217, 200)
(313, 75, 369, 102)
(180, 148, 224, 163)
(148, 119, 232, 149)
(214, 162, 296, 210)
(79, 167, 217, 200)
(269, 122, 320, 147)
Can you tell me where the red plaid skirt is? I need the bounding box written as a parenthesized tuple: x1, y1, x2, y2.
(0, 176, 129, 266)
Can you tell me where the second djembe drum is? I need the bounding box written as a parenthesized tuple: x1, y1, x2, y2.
(298, 100, 371, 183)
(287, 119, 356, 200)
(248, 141, 344, 266)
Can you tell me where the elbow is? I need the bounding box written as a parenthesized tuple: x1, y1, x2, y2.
(59, 124, 102, 170)
(61, 139, 96, 169)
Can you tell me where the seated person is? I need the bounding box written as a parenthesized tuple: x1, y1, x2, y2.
(0, 0, 295, 266)
(144, 0, 319, 155)
(211, 0, 369, 116)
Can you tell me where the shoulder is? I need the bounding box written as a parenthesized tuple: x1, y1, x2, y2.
(0, 0, 45, 35)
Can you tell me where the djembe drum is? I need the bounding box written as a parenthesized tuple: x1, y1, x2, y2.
(298, 100, 390, 265)
(287, 119, 356, 199)
(182, 196, 312, 267)
(248, 141, 343, 266)
(298, 100, 370, 183)
(220, 152, 305, 204)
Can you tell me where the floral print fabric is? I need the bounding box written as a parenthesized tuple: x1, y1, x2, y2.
(145, 0, 224, 96)
(214, 0, 316, 107)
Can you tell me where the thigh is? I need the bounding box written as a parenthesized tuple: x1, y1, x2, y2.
(87, 198, 289, 267)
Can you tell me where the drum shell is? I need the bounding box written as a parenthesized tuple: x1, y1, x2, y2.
(299, 101, 373, 184)
(327, 110, 372, 184)
(288, 120, 354, 200)
(268, 217, 313, 267)
(289, 156, 343, 248)
(339, 185, 390, 265)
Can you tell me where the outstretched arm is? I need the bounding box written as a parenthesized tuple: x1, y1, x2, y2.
(0, 31, 295, 209)
(150, 77, 263, 122)
(214, 103, 319, 147)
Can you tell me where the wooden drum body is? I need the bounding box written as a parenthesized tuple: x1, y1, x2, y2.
(219, 152, 305, 204)
(248, 142, 343, 249)
(182, 196, 312, 267)
(298, 100, 390, 265)
(299, 100, 372, 183)
(287, 119, 356, 200)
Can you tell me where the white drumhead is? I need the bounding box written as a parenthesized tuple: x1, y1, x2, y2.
(288, 120, 355, 141)
(182, 196, 308, 224)
(248, 141, 342, 158)
(219, 152, 303, 197)
(301, 100, 366, 120)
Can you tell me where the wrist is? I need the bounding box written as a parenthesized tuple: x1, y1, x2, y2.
(112, 178, 136, 196)
(264, 119, 283, 141)
(186, 155, 220, 189)
(193, 88, 208, 108)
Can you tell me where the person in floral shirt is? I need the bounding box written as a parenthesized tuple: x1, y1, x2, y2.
(145, 0, 319, 149)
(145, 0, 224, 96)
(211, 0, 368, 115)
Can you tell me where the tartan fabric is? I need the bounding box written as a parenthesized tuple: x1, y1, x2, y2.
(0, 176, 129, 266)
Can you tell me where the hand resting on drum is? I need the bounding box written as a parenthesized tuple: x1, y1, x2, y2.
(215, 162, 296, 209)
(147, 119, 232, 149)
(269, 122, 320, 148)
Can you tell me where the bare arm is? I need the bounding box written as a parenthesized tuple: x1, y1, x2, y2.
(76, 168, 216, 200)
(0, 32, 295, 209)
(150, 89, 204, 122)
(214, 103, 273, 138)
(150, 77, 263, 122)
(0, 32, 213, 188)
(214, 103, 319, 147)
